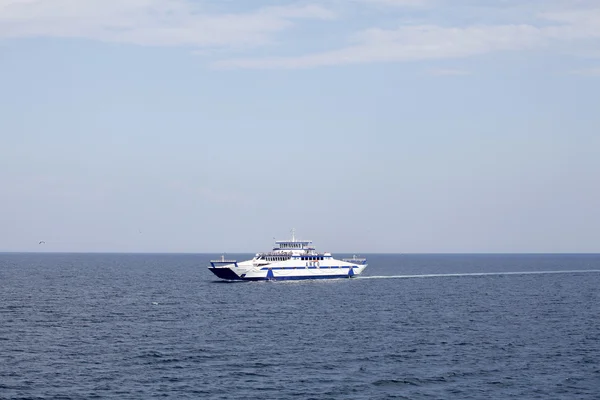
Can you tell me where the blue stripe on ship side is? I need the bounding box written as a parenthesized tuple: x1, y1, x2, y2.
(208, 266, 366, 281)
(260, 266, 352, 270)
(242, 274, 355, 281)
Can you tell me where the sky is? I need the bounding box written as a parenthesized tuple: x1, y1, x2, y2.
(1, 0, 599, 253)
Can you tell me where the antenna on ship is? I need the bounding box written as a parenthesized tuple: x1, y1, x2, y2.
(291, 228, 296, 242)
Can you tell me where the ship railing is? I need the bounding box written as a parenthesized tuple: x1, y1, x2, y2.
(210, 259, 239, 268)
(342, 257, 367, 265)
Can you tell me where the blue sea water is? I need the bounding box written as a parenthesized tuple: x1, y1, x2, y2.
(1, 253, 599, 399)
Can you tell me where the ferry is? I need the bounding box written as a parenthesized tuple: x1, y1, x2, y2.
(208, 230, 367, 281)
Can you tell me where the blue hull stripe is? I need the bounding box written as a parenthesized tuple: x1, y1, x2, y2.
(242, 274, 355, 281)
(208, 268, 358, 281)
(260, 266, 360, 270)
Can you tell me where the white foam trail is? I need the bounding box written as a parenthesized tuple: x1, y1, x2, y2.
(358, 270, 600, 280)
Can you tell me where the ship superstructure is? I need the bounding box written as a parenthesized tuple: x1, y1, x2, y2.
(208, 230, 367, 281)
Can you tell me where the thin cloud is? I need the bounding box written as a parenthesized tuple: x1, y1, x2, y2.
(2, 0, 600, 70)
(213, 24, 547, 69)
(213, 7, 600, 69)
(0, 0, 335, 48)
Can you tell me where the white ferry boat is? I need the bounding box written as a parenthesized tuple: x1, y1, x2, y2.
(208, 230, 367, 281)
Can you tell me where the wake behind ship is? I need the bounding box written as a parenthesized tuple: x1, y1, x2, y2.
(208, 230, 367, 281)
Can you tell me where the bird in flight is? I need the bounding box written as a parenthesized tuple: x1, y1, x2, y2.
(39, 241, 46, 244)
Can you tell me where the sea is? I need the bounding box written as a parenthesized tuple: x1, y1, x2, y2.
(1, 253, 599, 399)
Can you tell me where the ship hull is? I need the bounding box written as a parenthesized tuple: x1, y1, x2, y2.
(208, 264, 367, 281)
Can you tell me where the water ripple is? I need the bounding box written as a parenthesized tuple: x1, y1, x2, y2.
(1, 253, 599, 399)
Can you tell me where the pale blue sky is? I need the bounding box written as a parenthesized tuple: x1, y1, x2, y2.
(1, 0, 599, 253)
